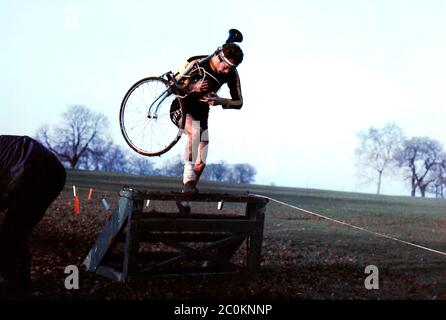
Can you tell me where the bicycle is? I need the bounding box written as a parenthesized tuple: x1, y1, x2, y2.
(119, 29, 243, 157)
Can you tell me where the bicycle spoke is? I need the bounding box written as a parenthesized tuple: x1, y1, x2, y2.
(120, 77, 182, 156)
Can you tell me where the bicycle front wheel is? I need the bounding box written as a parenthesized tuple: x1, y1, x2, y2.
(119, 77, 183, 156)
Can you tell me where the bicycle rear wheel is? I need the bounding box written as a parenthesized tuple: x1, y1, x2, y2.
(119, 77, 183, 156)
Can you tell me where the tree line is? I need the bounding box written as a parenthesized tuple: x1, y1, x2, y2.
(35, 105, 257, 184)
(355, 122, 446, 198)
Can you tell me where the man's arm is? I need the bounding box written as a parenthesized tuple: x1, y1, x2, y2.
(222, 68, 243, 109)
(202, 69, 243, 109)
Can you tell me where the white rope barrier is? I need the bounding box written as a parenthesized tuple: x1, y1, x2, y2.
(250, 193, 446, 258)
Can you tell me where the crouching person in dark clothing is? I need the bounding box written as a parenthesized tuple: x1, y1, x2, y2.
(0, 135, 66, 297)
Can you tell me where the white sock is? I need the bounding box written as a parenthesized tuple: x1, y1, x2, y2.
(183, 161, 196, 184)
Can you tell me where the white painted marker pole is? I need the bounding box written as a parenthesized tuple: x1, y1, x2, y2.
(102, 197, 110, 210)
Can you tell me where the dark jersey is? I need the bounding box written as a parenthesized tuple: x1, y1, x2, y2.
(179, 55, 243, 129)
(0, 135, 56, 203)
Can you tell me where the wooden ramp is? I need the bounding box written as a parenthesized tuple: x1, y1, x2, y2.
(82, 187, 268, 282)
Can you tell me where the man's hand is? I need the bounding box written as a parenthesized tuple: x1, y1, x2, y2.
(200, 93, 226, 106)
(189, 79, 209, 93)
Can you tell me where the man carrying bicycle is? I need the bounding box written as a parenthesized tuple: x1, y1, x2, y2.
(176, 43, 244, 212)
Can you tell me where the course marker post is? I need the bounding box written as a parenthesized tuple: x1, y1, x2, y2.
(73, 185, 80, 216)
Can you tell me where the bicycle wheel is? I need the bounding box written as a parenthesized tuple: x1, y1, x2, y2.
(119, 77, 184, 156)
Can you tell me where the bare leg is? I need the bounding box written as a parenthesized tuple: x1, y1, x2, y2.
(182, 114, 209, 188)
(176, 115, 208, 212)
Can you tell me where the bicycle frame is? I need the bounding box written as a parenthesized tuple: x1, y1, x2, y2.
(147, 54, 213, 116)
(147, 88, 171, 118)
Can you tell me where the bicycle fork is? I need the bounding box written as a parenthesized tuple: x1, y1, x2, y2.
(148, 88, 171, 119)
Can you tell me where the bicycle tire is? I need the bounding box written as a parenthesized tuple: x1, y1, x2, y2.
(119, 76, 184, 157)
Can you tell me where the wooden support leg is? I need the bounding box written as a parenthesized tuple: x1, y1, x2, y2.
(82, 190, 135, 272)
(247, 203, 266, 271)
(123, 199, 143, 281)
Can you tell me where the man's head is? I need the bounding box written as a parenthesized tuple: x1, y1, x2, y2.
(213, 43, 244, 74)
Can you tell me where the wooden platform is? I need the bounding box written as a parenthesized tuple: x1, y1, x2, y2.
(82, 187, 268, 282)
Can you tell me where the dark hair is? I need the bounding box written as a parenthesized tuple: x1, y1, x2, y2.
(222, 43, 244, 65)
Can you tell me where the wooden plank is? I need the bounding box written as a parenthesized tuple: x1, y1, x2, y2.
(136, 232, 235, 243)
(142, 234, 246, 274)
(82, 192, 134, 271)
(134, 219, 257, 233)
(141, 212, 248, 220)
(132, 191, 269, 204)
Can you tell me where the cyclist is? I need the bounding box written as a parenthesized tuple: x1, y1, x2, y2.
(175, 43, 244, 212)
(0, 135, 66, 297)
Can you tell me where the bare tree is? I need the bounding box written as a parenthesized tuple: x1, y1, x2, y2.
(394, 137, 445, 197)
(36, 105, 109, 168)
(128, 156, 159, 176)
(160, 154, 184, 178)
(231, 163, 257, 184)
(202, 162, 230, 182)
(355, 123, 405, 194)
(87, 141, 129, 173)
(427, 159, 446, 198)
(76, 138, 159, 175)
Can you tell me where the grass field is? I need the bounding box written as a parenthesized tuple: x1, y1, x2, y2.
(3, 169, 446, 300)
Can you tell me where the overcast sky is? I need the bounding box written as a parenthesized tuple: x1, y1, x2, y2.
(2, 0, 446, 196)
